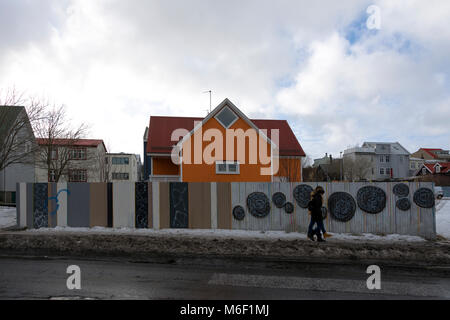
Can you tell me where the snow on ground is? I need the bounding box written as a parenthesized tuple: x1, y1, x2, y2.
(5, 199, 449, 241)
(0, 206, 17, 229)
(28, 226, 426, 243)
(436, 198, 450, 239)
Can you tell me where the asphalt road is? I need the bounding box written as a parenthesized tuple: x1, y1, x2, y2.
(0, 255, 449, 300)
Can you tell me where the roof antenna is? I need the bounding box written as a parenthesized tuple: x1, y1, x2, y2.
(203, 90, 212, 113)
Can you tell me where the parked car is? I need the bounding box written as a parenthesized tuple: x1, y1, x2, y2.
(434, 186, 444, 199)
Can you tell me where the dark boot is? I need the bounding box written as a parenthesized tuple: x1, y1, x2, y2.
(315, 229, 325, 242)
(307, 231, 315, 241)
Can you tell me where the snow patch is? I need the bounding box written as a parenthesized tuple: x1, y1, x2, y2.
(0, 206, 16, 229)
(27, 225, 426, 243)
(436, 199, 450, 239)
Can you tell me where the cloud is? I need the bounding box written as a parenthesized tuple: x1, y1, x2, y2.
(0, 0, 448, 160)
(277, 1, 450, 158)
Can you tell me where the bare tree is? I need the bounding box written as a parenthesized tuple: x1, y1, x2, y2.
(343, 156, 372, 181)
(0, 88, 46, 171)
(34, 105, 89, 182)
(302, 154, 313, 168)
(94, 143, 111, 182)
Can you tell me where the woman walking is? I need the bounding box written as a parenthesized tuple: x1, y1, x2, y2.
(307, 186, 331, 242)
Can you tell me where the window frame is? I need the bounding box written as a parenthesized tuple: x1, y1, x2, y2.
(69, 147, 87, 160)
(68, 169, 87, 182)
(214, 106, 239, 129)
(48, 169, 56, 182)
(112, 172, 130, 180)
(215, 161, 240, 175)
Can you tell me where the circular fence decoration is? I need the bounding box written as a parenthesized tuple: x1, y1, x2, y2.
(413, 188, 435, 208)
(272, 192, 287, 208)
(293, 184, 313, 208)
(357, 186, 386, 214)
(284, 202, 294, 214)
(321, 206, 328, 220)
(232, 205, 245, 221)
(393, 183, 409, 197)
(396, 198, 411, 211)
(328, 192, 356, 222)
(247, 192, 271, 218)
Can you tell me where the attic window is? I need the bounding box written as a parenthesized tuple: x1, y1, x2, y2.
(215, 106, 238, 128)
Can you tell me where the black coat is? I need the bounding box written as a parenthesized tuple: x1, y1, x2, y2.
(308, 192, 323, 221)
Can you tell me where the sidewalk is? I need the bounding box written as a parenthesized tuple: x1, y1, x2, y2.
(1, 228, 449, 267)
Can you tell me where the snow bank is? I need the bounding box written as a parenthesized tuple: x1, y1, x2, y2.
(0, 206, 16, 229)
(436, 199, 450, 239)
(28, 225, 426, 243)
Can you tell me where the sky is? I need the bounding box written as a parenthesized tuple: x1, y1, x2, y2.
(0, 0, 449, 161)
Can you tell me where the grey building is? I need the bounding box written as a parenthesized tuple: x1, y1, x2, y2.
(343, 142, 410, 181)
(0, 106, 36, 205)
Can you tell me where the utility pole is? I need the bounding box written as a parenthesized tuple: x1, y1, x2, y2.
(203, 90, 212, 113)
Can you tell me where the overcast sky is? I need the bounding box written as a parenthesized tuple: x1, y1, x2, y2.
(1, 0, 449, 160)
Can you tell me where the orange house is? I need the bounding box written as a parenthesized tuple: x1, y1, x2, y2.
(143, 99, 305, 182)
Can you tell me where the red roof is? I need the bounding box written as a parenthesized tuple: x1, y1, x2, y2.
(422, 162, 450, 174)
(422, 148, 443, 159)
(37, 138, 106, 150)
(146, 116, 305, 157)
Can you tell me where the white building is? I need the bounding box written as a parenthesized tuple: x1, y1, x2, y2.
(106, 153, 140, 182)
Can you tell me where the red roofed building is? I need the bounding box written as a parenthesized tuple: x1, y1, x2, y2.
(143, 99, 305, 182)
(35, 138, 107, 183)
(411, 148, 450, 161)
(416, 162, 450, 176)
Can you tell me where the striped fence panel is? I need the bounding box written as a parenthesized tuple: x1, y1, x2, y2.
(15, 181, 437, 239)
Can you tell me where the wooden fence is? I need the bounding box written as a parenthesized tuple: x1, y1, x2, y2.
(16, 181, 436, 239)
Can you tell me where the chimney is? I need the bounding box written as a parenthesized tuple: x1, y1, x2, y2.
(330, 154, 332, 163)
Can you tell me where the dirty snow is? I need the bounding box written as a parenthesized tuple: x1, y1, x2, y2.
(28, 226, 426, 243)
(6, 199, 450, 241)
(0, 206, 16, 229)
(436, 198, 450, 239)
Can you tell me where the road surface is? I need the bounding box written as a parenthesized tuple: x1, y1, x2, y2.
(0, 255, 449, 299)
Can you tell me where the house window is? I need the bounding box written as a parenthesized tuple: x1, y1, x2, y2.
(216, 161, 240, 174)
(70, 148, 87, 160)
(24, 142, 32, 153)
(380, 156, 384, 163)
(112, 157, 129, 165)
(50, 149, 58, 160)
(380, 168, 384, 175)
(386, 168, 391, 175)
(69, 169, 87, 182)
(112, 172, 129, 180)
(422, 167, 427, 175)
(410, 163, 415, 169)
(48, 170, 56, 182)
(385, 155, 390, 163)
(215, 106, 238, 128)
(436, 165, 441, 173)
